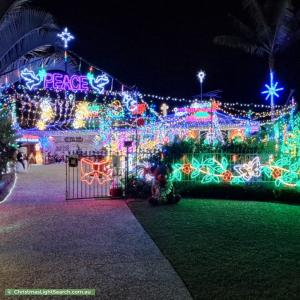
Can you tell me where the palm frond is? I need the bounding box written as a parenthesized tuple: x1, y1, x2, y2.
(214, 35, 265, 56)
(0, 8, 59, 74)
(272, 0, 296, 53)
(0, 50, 79, 85)
(0, 0, 31, 22)
(228, 14, 255, 40)
(242, 0, 270, 38)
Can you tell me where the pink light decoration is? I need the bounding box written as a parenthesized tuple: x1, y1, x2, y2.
(44, 73, 89, 92)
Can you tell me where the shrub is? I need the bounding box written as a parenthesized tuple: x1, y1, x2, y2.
(126, 177, 152, 199)
(173, 181, 300, 203)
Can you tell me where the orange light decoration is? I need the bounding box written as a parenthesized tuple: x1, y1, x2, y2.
(222, 170, 233, 182)
(232, 154, 238, 163)
(188, 130, 198, 139)
(229, 129, 245, 142)
(272, 168, 282, 179)
(80, 158, 112, 185)
(182, 163, 193, 175)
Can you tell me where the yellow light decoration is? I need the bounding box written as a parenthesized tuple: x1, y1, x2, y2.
(73, 119, 86, 129)
(36, 98, 54, 130)
(73, 102, 90, 129)
(36, 120, 46, 130)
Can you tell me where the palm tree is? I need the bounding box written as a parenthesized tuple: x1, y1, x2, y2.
(0, 0, 60, 78)
(214, 0, 300, 72)
(214, 0, 300, 118)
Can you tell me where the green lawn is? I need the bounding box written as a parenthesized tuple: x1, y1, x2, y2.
(128, 199, 300, 300)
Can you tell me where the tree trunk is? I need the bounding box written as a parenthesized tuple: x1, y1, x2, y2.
(268, 54, 275, 122)
(269, 54, 275, 73)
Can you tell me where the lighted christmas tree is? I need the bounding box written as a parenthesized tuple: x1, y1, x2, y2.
(281, 112, 300, 158)
(204, 113, 224, 146)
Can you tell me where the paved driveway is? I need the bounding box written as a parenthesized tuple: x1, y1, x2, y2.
(0, 165, 192, 299)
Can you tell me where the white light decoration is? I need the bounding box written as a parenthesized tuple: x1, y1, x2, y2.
(197, 70, 206, 84)
(57, 27, 74, 49)
(68, 93, 75, 101)
(234, 157, 261, 182)
(160, 103, 169, 116)
(87, 73, 110, 94)
(197, 70, 206, 101)
(36, 98, 54, 130)
(21, 68, 44, 90)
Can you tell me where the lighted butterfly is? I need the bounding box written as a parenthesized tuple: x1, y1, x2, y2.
(234, 156, 261, 182)
(80, 158, 112, 185)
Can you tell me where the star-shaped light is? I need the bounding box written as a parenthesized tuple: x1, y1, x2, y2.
(57, 27, 74, 49)
(261, 72, 284, 104)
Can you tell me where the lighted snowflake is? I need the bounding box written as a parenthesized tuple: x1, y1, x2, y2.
(57, 27, 74, 48)
(261, 72, 284, 103)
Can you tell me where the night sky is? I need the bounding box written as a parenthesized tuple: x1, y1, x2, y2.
(37, 0, 300, 104)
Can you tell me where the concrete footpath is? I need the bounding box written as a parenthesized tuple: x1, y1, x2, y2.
(0, 165, 192, 299)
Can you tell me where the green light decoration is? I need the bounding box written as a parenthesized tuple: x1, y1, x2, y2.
(194, 111, 210, 119)
(38, 68, 47, 80)
(171, 154, 300, 190)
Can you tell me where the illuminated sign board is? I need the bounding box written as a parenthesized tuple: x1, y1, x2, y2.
(174, 101, 219, 122)
(21, 69, 110, 94)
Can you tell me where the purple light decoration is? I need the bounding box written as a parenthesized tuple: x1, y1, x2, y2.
(44, 73, 89, 92)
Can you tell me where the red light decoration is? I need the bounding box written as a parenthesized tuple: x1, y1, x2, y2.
(80, 158, 112, 185)
(222, 170, 233, 182)
(136, 117, 145, 127)
(132, 103, 147, 115)
(272, 168, 282, 179)
(182, 163, 193, 175)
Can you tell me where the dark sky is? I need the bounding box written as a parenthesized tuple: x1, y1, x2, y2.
(37, 0, 300, 104)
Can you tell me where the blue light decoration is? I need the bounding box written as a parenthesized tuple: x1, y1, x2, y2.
(20, 68, 46, 90)
(261, 72, 284, 107)
(57, 27, 74, 49)
(87, 72, 110, 94)
(122, 92, 137, 112)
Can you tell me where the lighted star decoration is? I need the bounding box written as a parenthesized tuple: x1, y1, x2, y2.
(261, 72, 284, 105)
(57, 27, 74, 49)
